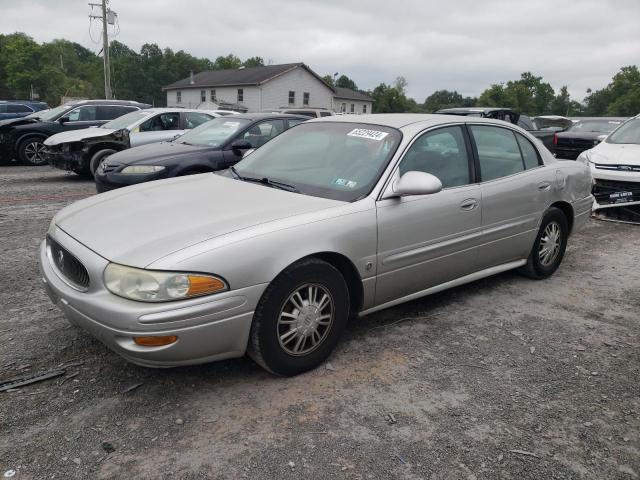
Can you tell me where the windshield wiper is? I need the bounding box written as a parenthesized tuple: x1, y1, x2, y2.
(230, 167, 299, 193)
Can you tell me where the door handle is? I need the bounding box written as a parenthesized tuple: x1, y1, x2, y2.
(460, 198, 478, 211)
(538, 182, 551, 191)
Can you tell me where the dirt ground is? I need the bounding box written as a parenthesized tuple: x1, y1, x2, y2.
(0, 166, 638, 480)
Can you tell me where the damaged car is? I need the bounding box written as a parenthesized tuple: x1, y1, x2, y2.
(578, 114, 640, 212)
(44, 108, 220, 177)
(553, 117, 626, 159)
(41, 114, 592, 376)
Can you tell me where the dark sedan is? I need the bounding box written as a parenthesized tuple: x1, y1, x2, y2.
(553, 118, 626, 159)
(94, 113, 307, 192)
(0, 100, 49, 121)
(0, 99, 150, 166)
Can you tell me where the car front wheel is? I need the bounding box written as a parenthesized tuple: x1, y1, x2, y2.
(247, 258, 349, 376)
(518, 207, 569, 279)
(89, 149, 117, 177)
(18, 137, 48, 166)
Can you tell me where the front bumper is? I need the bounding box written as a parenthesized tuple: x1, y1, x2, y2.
(0, 136, 14, 161)
(40, 227, 266, 367)
(45, 148, 85, 172)
(591, 165, 640, 210)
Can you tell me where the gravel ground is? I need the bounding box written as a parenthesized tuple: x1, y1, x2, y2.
(0, 166, 638, 480)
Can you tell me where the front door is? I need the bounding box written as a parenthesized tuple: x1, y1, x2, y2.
(375, 125, 482, 306)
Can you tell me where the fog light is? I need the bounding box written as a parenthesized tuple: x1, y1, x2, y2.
(133, 335, 178, 347)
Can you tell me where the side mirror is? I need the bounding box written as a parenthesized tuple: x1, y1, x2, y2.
(230, 139, 252, 153)
(58, 116, 70, 124)
(385, 171, 443, 198)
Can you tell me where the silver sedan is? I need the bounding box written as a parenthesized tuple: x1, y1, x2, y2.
(40, 114, 593, 375)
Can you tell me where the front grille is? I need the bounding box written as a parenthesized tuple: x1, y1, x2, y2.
(595, 163, 640, 173)
(47, 236, 90, 290)
(593, 179, 640, 205)
(556, 138, 596, 150)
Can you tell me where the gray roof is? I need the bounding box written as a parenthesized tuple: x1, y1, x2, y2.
(311, 113, 509, 129)
(333, 87, 374, 102)
(163, 63, 334, 92)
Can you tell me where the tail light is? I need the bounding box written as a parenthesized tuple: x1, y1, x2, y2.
(553, 133, 558, 146)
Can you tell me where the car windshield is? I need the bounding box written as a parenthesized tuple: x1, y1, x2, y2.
(177, 117, 250, 147)
(569, 120, 622, 133)
(607, 118, 640, 145)
(102, 110, 149, 129)
(233, 122, 402, 202)
(38, 105, 70, 121)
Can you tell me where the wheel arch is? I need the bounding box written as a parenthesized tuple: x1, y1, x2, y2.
(14, 132, 48, 152)
(549, 201, 574, 234)
(87, 142, 125, 157)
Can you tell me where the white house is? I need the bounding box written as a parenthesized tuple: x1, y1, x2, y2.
(163, 63, 374, 114)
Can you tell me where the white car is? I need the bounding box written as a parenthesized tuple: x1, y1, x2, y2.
(577, 114, 640, 210)
(44, 108, 221, 176)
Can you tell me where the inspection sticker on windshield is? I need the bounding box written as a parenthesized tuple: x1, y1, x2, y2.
(332, 178, 357, 188)
(347, 128, 388, 141)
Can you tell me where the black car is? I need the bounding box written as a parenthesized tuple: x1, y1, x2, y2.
(94, 113, 307, 192)
(435, 107, 566, 150)
(0, 100, 49, 120)
(553, 117, 627, 159)
(0, 99, 150, 166)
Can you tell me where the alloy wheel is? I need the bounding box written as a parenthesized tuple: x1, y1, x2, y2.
(277, 284, 334, 356)
(24, 141, 46, 164)
(539, 221, 561, 267)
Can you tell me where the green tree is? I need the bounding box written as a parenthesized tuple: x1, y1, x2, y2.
(423, 89, 476, 112)
(584, 65, 640, 116)
(213, 54, 242, 70)
(243, 56, 264, 68)
(370, 81, 419, 113)
(335, 74, 358, 91)
(322, 74, 335, 87)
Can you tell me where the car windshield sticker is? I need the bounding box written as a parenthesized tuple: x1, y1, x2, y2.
(332, 178, 357, 188)
(347, 128, 389, 141)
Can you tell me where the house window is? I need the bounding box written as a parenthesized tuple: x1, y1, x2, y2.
(341, 103, 346, 113)
(211, 89, 216, 102)
(176, 91, 181, 103)
(303, 92, 309, 106)
(237, 88, 243, 102)
(288, 91, 295, 105)
(200, 90, 206, 103)
(350, 103, 355, 113)
(363, 104, 367, 114)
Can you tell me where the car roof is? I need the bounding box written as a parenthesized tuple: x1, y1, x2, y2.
(310, 113, 524, 131)
(62, 99, 151, 107)
(222, 112, 309, 121)
(436, 107, 514, 114)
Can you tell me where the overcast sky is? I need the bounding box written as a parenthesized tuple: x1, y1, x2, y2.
(1, 0, 638, 102)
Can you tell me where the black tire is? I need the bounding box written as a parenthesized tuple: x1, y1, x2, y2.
(89, 149, 117, 177)
(518, 207, 569, 280)
(18, 136, 48, 166)
(247, 258, 350, 376)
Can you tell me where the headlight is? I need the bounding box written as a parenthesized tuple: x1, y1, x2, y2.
(104, 263, 227, 302)
(576, 152, 592, 166)
(120, 165, 165, 174)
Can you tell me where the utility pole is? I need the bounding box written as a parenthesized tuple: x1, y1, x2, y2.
(89, 0, 115, 99)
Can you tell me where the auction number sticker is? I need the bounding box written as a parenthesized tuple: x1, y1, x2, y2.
(347, 128, 389, 141)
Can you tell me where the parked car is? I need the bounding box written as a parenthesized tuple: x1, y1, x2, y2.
(0, 99, 151, 166)
(44, 108, 220, 177)
(553, 117, 626, 159)
(577, 115, 640, 211)
(436, 107, 569, 150)
(42, 114, 592, 375)
(268, 108, 333, 118)
(0, 100, 49, 120)
(94, 113, 308, 192)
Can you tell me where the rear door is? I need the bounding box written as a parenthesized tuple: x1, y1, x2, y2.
(129, 112, 182, 147)
(469, 124, 555, 268)
(375, 125, 483, 306)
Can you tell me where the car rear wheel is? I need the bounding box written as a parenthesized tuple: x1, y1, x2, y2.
(247, 258, 349, 376)
(18, 137, 47, 166)
(89, 149, 117, 177)
(518, 207, 569, 279)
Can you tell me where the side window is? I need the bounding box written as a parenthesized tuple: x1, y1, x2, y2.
(184, 112, 212, 129)
(287, 118, 306, 128)
(320, 111, 332, 117)
(516, 133, 541, 169)
(398, 126, 471, 188)
(8, 104, 32, 113)
(67, 105, 97, 121)
(139, 112, 181, 132)
(470, 125, 524, 181)
(97, 106, 136, 120)
(242, 119, 285, 148)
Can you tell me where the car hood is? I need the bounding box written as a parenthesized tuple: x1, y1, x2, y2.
(0, 117, 40, 130)
(106, 141, 212, 166)
(44, 128, 116, 146)
(589, 142, 640, 166)
(54, 173, 343, 267)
